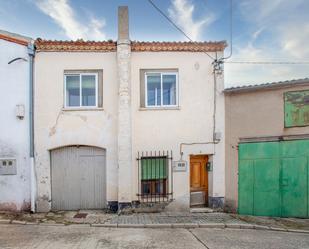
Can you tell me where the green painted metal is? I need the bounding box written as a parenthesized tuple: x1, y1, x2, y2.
(284, 90, 309, 127)
(141, 158, 167, 180)
(238, 139, 309, 217)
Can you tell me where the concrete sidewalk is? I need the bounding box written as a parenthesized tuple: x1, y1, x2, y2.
(1, 210, 309, 233)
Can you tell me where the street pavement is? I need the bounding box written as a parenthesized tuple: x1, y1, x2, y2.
(0, 224, 309, 249)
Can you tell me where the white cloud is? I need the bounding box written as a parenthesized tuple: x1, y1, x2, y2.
(168, 0, 215, 41)
(280, 22, 309, 59)
(35, 0, 106, 40)
(251, 27, 264, 41)
(225, 0, 309, 87)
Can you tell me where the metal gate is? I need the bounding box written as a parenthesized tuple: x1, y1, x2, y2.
(51, 146, 106, 210)
(238, 139, 309, 217)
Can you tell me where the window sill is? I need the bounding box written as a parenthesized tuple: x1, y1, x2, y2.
(62, 107, 104, 112)
(139, 106, 181, 111)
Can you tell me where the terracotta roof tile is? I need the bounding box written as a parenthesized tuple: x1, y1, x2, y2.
(35, 39, 227, 52)
(35, 39, 117, 52)
(132, 41, 226, 52)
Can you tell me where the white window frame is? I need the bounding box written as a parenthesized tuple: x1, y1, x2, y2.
(64, 73, 98, 109)
(145, 72, 178, 108)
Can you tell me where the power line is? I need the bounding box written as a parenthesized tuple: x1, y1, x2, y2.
(148, 0, 309, 66)
(225, 61, 309, 65)
(147, 0, 215, 60)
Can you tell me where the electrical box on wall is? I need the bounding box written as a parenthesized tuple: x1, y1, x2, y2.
(0, 159, 17, 175)
(15, 104, 25, 119)
(173, 160, 187, 172)
(206, 162, 213, 172)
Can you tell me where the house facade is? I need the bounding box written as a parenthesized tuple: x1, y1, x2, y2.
(0, 30, 35, 211)
(225, 79, 309, 217)
(34, 7, 226, 212)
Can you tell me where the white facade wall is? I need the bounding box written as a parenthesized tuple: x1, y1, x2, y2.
(131, 52, 225, 210)
(0, 39, 30, 211)
(34, 52, 119, 212)
(34, 50, 225, 211)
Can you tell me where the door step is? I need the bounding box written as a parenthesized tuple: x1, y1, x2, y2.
(190, 207, 214, 213)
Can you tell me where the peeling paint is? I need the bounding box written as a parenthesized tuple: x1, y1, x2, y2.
(0, 202, 17, 211)
(0, 140, 16, 157)
(0, 40, 31, 213)
(49, 111, 88, 136)
(21, 201, 31, 211)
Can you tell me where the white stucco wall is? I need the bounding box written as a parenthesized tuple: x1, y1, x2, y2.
(131, 52, 225, 210)
(0, 39, 30, 211)
(34, 50, 226, 211)
(34, 52, 118, 212)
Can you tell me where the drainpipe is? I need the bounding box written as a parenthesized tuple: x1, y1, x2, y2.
(28, 42, 36, 213)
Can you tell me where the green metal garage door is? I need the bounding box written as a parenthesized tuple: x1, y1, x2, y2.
(238, 139, 309, 217)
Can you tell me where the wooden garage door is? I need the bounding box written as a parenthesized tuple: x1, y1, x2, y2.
(238, 140, 309, 217)
(51, 146, 106, 210)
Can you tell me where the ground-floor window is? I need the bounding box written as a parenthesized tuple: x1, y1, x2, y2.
(141, 157, 167, 196)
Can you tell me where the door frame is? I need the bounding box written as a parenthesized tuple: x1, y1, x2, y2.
(50, 145, 106, 211)
(190, 154, 209, 207)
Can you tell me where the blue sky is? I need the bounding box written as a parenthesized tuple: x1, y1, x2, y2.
(1, 0, 309, 87)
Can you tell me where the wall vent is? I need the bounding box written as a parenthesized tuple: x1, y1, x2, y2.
(0, 158, 17, 175)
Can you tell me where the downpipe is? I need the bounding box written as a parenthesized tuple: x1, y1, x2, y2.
(28, 42, 36, 213)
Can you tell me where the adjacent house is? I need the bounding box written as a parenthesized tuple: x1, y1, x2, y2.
(0, 30, 35, 211)
(34, 7, 226, 212)
(225, 78, 309, 217)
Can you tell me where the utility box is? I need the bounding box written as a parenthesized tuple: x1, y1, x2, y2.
(15, 104, 25, 119)
(173, 160, 187, 172)
(0, 158, 17, 175)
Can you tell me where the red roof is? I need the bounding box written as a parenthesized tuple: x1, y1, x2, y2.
(0, 33, 29, 46)
(35, 39, 227, 52)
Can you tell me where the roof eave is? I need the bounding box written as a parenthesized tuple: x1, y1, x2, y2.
(224, 78, 309, 94)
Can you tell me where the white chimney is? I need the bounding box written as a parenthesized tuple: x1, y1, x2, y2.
(117, 6, 132, 208)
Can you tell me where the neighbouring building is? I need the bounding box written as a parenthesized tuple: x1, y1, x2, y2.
(34, 7, 226, 212)
(225, 78, 309, 217)
(0, 30, 35, 211)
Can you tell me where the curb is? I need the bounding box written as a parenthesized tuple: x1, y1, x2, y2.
(1, 221, 309, 234)
(0, 219, 11, 224)
(198, 223, 225, 229)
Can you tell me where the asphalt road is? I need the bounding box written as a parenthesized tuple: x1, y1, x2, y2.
(0, 224, 309, 249)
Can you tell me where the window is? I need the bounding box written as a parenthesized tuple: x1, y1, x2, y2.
(144, 72, 178, 107)
(284, 90, 309, 127)
(141, 157, 167, 196)
(64, 73, 98, 108)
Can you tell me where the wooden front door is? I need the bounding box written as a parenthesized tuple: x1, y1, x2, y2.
(190, 155, 208, 206)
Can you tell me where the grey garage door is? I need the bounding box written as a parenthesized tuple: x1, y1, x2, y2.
(51, 146, 106, 210)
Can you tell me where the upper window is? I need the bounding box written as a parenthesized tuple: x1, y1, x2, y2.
(284, 90, 309, 127)
(64, 73, 98, 108)
(144, 72, 178, 108)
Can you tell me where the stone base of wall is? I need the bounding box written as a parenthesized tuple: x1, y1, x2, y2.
(107, 201, 119, 213)
(36, 196, 50, 213)
(109, 201, 173, 213)
(208, 197, 224, 210)
(0, 201, 30, 212)
(165, 197, 190, 212)
(223, 199, 237, 213)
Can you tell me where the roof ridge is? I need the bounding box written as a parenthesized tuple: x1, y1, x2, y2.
(225, 78, 309, 92)
(35, 39, 227, 52)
